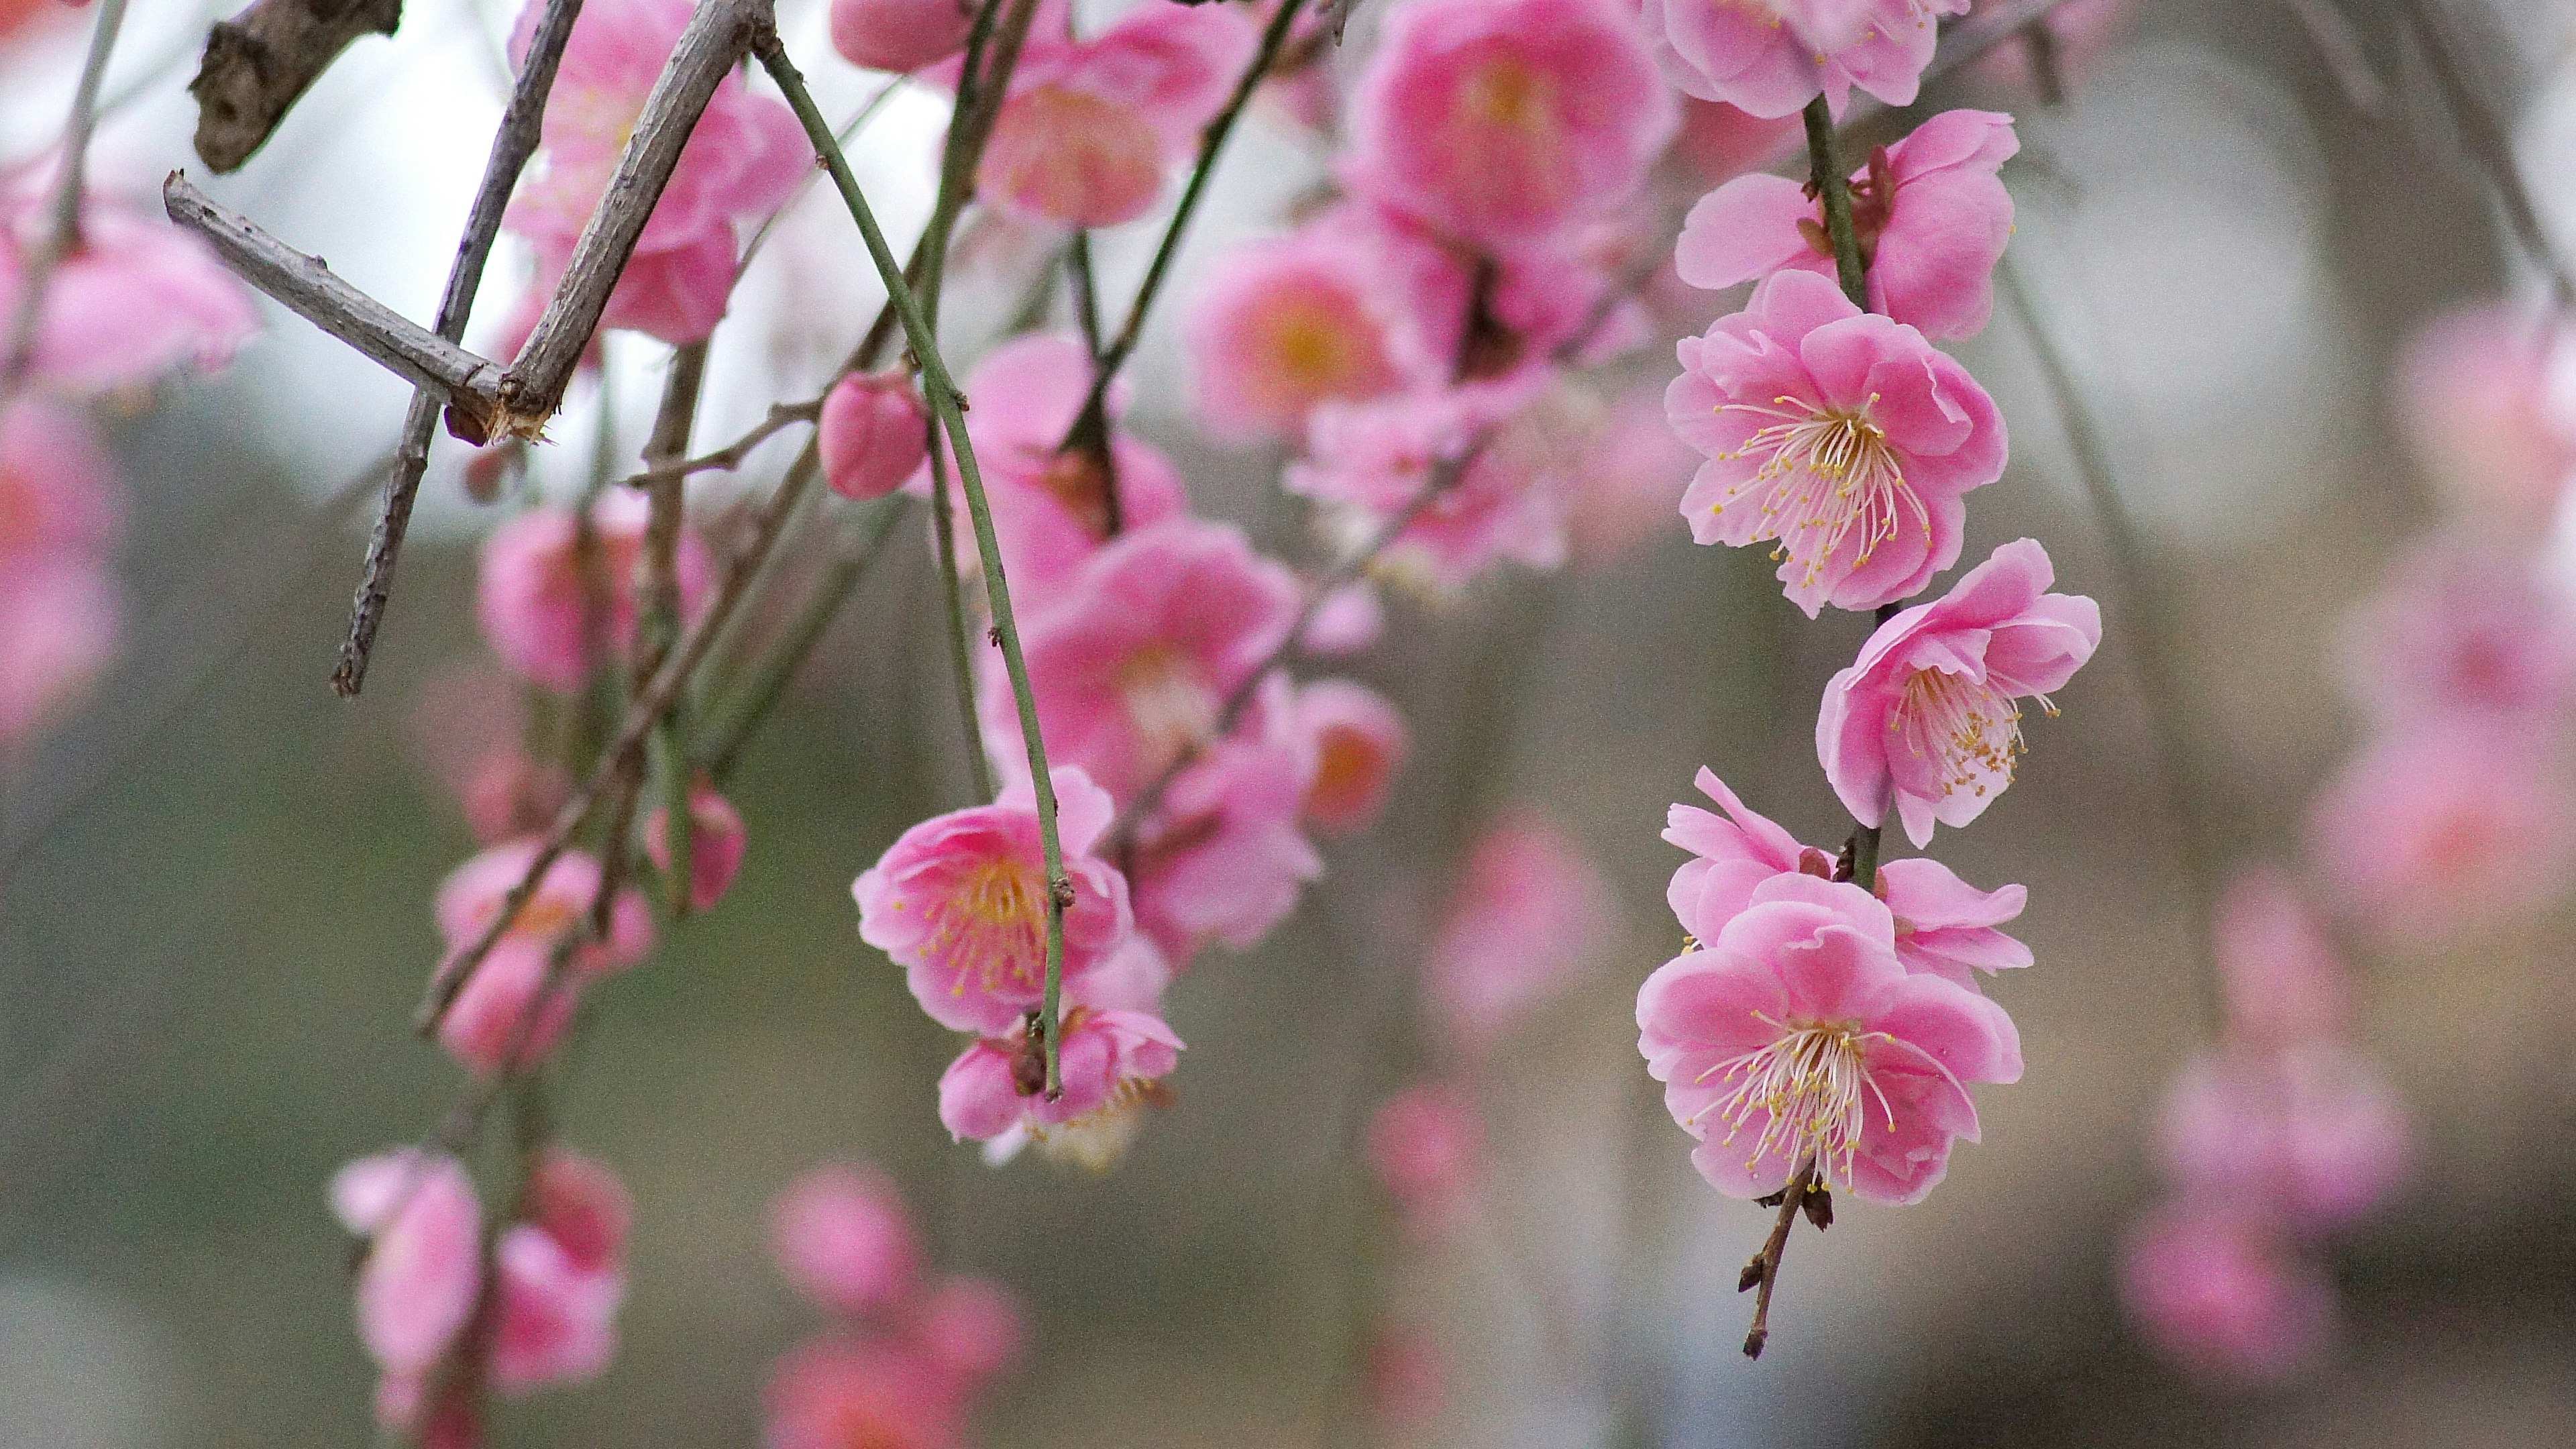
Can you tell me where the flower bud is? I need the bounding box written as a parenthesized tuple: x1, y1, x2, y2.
(818, 372, 930, 502)
(828, 0, 972, 75)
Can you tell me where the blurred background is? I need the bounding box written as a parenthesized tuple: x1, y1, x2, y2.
(3, 0, 2575, 1444)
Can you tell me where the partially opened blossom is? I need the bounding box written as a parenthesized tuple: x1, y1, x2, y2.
(1185, 225, 1432, 442)
(1426, 814, 1616, 1048)
(439, 936, 582, 1075)
(1676, 109, 2019, 340)
(434, 839, 656, 975)
(763, 1337, 965, 1449)
(2391, 302, 2576, 526)
(0, 558, 118, 754)
(770, 1163, 924, 1318)
(820, 372, 930, 501)
(985, 518, 1301, 800)
(0, 197, 259, 394)
(1343, 0, 1674, 250)
(1818, 538, 2101, 846)
(1873, 859, 2031, 988)
(936, 1000, 1184, 1146)
(1129, 722, 1322, 962)
(2212, 866, 2346, 1048)
(1638, 873, 2020, 1202)
(330, 1150, 484, 1377)
(830, 0, 971, 72)
(477, 491, 713, 693)
(1646, 0, 1968, 120)
(2307, 717, 2576, 949)
(2121, 1201, 2336, 1383)
(1288, 679, 1409, 835)
(964, 1, 1256, 229)
(2336, 530, 2576, 727)
(912, 1276, 1026, 1386)
(2157, 1044, 2412, 1231)
(854, 766, 1132, 1034)
(1670, 269, 2008, 615)
(1366, 1083, 1485, 1235)
(645, 780, 749, 912)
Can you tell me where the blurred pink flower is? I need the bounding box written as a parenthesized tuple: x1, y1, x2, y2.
(830, 0, 971, 72)
(0, 197, 258, 394)
(1965, 0, 2137, 99)
(770, 1163, 924, 1318)
(1298, 580, 1384, 656)
(1638, 872, 2020, 1203)
(2157, 1043, 2412, 1232)
(433, 839, 657, 977)
(820, 371, 930, 502)
(0, 557, 117, 754)
(1670, 268, 2008, 616)
(1365, 1083, 1485, 1234)
(1426, 814, 1616, 1049)
(1342, 0, 1674, 250)
(461, 751, 572, 845)
(2212, 865, 2346, 1048)
(936, 1002, 1183, 1143)
(1676, 109, 2019, 340)
(523, 1147, 632, 1276)
(2391, 301, 2576, 526)
(2121, 1200, 2336, 1384)
(645, 779, 749, 912)
(490, 1219, 625, 1393)
(1674, 97, 1803, 184)
(853, 765, 1132, 1035)
(1361, 1324, 1450, 1430)
(1185, 225, 1431, 443)
(330, 1150, 484, 1377)
(476, 491, 713, 693)
(763, 1337, 965, 1449)
(912, 1275, 1026, 1386)
(1817, 538, 2101, 846)
(0, 395, 118, 568)
(1287, 678, 1409, 836)
(1566, 387, 1699, 570)
(1129, 718, 1322, 963)
(439, 935, 582, 1075)
(1645, 0, 1966, 120)
(2307, 716, 2576, 949)
(2337, 529, 2576, 728)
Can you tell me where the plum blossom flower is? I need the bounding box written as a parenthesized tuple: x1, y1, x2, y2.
(1637, 872, 2021, 1202)
(2336, 529, 2576, 728)
(330, 1150, 484, 1378)
(1342, 0, 1675, 250)
(1646, 0, 1969, 121)
(1669, 268, 2008, 615)
(820, 371, 930, 502)
(1286, 678, 1409, 836)
(2391, 302, 2576, 527)
(1817, 538, 2101, 846)
(2157, 1044, 2411, 1232)
(763, 1337, 965, 1449)
(477, 490, 713, 693)
(1675, 109, 2019, 340)
(936, 995, 1184, 1148)
(0, 557, 117, 755)
(1185, 225, 1434, 443)
(439, 936, 582, 1074)
(490, 1149, 632, 1395)
(959, 1, 1256, 229)
(830, 0, 972, 72)
(2212, 866, 2346, 1049)
(771, 1163, 924, 1317)
(1366, 1083, 1485, 1235)
(645, 779, 749, 912)
(854, 766, 1132, 1035)
(912, 1276, 1027, 1386)
(1425, 814, 1616, 1049)
(433, 839, 656, 976)
(1128, 716, 1323, 963)
(0, 396, 118, 566)
(2119, 1201, 2336, 1383)
(0, 195, 259, 395)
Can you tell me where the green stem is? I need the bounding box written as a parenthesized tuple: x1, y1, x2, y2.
(696, 498, 908, 780)
(639, 341, 708, 916)
(762, 37, 1075, 1095)
(928, 428, 997, 798)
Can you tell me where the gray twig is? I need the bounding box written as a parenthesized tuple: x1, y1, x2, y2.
(189, 0, 402, 172)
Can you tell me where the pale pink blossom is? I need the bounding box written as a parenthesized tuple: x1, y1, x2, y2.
(763, 1337, 964, 1449)
(961, 1, 1257, 229)
(2337, 530, 2576, 728)
(490, 1219, 625, 1393)
(2212, 866, 2345, 1048)
(1676, 109, 2019, 340)
(2306, 717, 2576, 949)
(1129, 721, 1323, 963)
(830, 0, 972, 72)
(522, 1147, 632, 1277)
(645, 779, 749, 911)
(1965, 0, 2137, 99)
(1637, 872, 2020, 1202)
(0, 557, 117, 754)
(820, 371, 931, 501)
(439, 936, 582, 1075)
(2391, 302, 2576, 526)
(2120, 1201, 2335, 1383)
(912, 1275, 1027, 1386)
(855, 766, 1132, 1034)
(476, 491, 713, 692)
(1185, 225, 1432, 442)
(433, 839, 656, 976)
(1670, 268, 2008, 615)
(1426, 814, 1616, 1049)
(1287, 678, 1408, 835)
(0, 197, 259, 394)
(2157, 1044, 2411, 1232)
(1299, 581, 1385, 656)
(1646, 0, 1968, 121)
(1343, 0, 1674, 250)
(0, 396, 119, 568)
(1366, 1083, 1484, 1234)
(770, 1163, 924, 1317)
(984, 517, 1301, 800)
(1817, 537, 2100, 845)
(330, 1150, 484, 1377)
(936, 1001, 1183, 1144)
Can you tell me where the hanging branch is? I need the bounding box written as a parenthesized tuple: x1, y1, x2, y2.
(0, 0, 133, 397)
(694, 498, 912, 779)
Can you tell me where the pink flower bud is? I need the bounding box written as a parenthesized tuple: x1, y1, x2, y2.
(645, 780, 749, 912)
(771, 1163, 924, 1317)
(819, 372, 930, 501)
(439, 937, 581, 1075)
(828, 0, 971, 74)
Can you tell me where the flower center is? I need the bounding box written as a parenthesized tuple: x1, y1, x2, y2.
(924, 858, 1045, 1000)
(1710, 392, 1927, 587)
(1892, 666, 2049, 802)
(1116, 643, 1219, 771)
(1695, 1015, 1892, 1185)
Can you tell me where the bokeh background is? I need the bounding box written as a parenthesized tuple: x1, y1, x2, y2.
(4, 0, 2575, 1444)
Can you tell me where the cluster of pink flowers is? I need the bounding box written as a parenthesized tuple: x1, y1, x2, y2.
(762, 1163, 1026, 1449)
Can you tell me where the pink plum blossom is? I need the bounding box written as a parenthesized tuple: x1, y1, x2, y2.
(855, 766, 1132, 1034)
(2212, 866, 2346, 1049)
(434, 839, 656, 976)
(1676, 98, 1803, 184)
(2336, 529, 2576, 728)
(912, 1276, 1027, 1386)
(0, 557, 117, 755)
(2391, 302, 2576, 526)
(1637, 872, 2020, 1202)
(645, 779, 749, 912)
(985, 517, 1301, 800)
(494, 1153, 635, 1397)
(2306, 717, 2576, 949)
(936, 1000, 1184, 1146)
(1129, 719, 1323, 963)
(1646, 0, 1968, 121)
(763, 1337, 965, 1449)
(1426, 814, 1616, 1049)
(960, 1, 1256, 229)
(1670, 268, 2008, 615)
(1299, 581, 1385, 656)
(0, 195, 259, 394)
(830, 0, 972, 72)
(1366, 1083, 1485, 1235)
(1675, 109, 2019, 340)
(460, 751, 571, 845)
(2157, 1044, 2412, 1231)
(476, 490, 713, 693)
(1817, 538, 2101, 845)
(1342, 0, 1675, 250)
(0, 396, 118, 568)
(330, 1150, 484, 1377)
(1287, 678, 1408, 835)
(820, 371, 930, 501)
(770, 1163, 924, 1318)
(1185, 225, 1432, 442)
(439, 935, 582, 1075)
(2120, 1201, 2336, 1383)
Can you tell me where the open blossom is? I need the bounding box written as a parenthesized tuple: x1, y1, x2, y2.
(763, 1337, 965, 1449)
(771, 1163, 924, 1317)
(961, 1, 1256, 229)
(1639, 872, 2020, 1202)
(1818, 538, 2101, 846)
(330, 1150, 484, 1377)
(2157, 1044, 2411, 1232)
(477, 491, 713, 693)
(1366, 1083, 1485, 1235)
(645, 780, 749, 912)
(1185, 225, 1432, 443)
(1287, 678, 1409, 835)
(0, 196, 259, 395)
(2213, 866, 2346, 1048)
(2336, 530, 2576, 728)
(1130, 719, 1322, 963)
(491, 1149, 632, 1395)
(2306, 717, 2576, 949)
(1425, 814, 1615, 1049)
(829, 0, 971, 72)
(1670, 269, 2007, 615)
(2391, 303, 2576, 526)
(1676, 109, 2019, 341)
(854, 766, 1132, 1035)
(1646, 0, 1968, 120)
(1343, 0, 1674, 250)
(936, 997, 1184, 1145)
(2120, 1201, 2335, 1383)
(820, 372, 930, 502)
(985, 517, 1301, 800)
(434, 839, 656, 976)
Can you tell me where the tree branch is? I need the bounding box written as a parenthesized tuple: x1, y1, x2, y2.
(189, 0, 402, 172)
(1737, 1154, 1824, 1359)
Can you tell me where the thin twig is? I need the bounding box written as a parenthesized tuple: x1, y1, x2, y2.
(1737, 1154, 1821, 1359)
(620, 396, 818, 489)
(0, 0, 133, 396)
(927, 429, 997, 798)
(696, 497, 909, 779)
(2400, 0, 2576, 309)
(330, 0, 586, 698)
(636, 341, 708, 913)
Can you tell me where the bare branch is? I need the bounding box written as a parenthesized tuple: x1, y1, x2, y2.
(619, 396, 818, 490)
(1738, 1155, 1823, 1359)
(188, 0, 402, 172)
